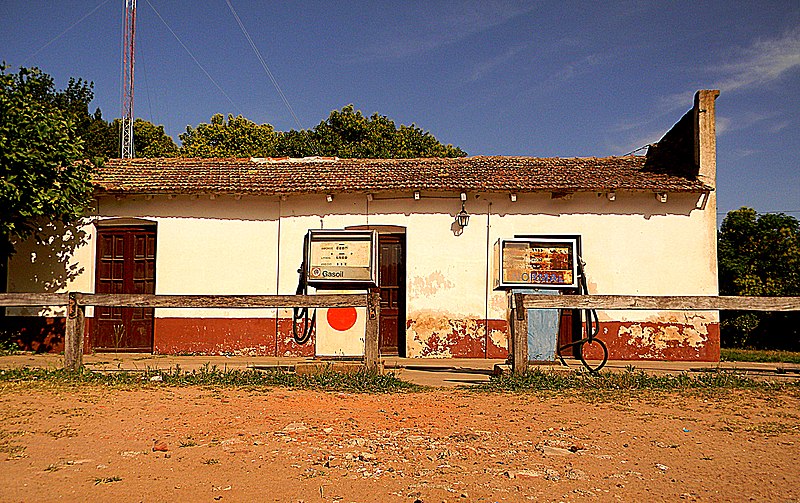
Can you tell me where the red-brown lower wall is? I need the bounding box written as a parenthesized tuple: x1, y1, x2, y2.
(153, 318, 314, 357)
(583, 321, 720, 362)
(406, 317, 720, 361)
(2, 315, 720, 362)
(406, 318, 510, 358)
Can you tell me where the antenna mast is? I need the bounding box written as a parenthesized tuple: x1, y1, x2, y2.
(121, 0, 136, 158)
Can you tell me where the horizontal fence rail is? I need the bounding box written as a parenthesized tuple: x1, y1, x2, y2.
(0, 293, 69, 307)
(516, 294, 800, 312)
(75, 293, 369, 309)
(0, 292, 379, 372)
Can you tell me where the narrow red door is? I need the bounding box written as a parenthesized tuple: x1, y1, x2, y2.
(378, 234, 405, 356)
(93, 227, 156, 352)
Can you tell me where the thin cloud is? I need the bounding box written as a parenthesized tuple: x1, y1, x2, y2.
(656, 27, 800, 113)
(515, 53, 604, 102)
(346, 1, 537, 63)
(714, 26, 800, 93)
(468, 43, 529, 82)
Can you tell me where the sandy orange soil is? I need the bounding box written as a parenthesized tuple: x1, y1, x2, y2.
(0, 384, 798, 502)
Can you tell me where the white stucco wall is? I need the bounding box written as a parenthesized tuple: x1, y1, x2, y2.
(7, 188, 718, 358)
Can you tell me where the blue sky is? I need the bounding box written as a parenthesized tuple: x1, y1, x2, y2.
(1, 0, 798, 219)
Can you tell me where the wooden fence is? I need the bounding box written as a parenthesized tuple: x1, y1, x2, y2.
(0, 292, 381, 371)
(4, 292, 799, 374)
(510, 294, 800, 374)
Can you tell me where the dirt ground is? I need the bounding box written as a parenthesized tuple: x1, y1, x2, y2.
(0, 383, 798, 502)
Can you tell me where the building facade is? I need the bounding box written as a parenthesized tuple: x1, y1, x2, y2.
(5, 91, 721, 361)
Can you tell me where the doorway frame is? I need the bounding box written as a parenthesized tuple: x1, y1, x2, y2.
(91, 218, 157, 353)
(346, 225, 407, 357)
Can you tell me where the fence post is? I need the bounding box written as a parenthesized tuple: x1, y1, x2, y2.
(364, 290, 380, 371)
(64, 292, 84, 371)
(512, 293, 528, 375)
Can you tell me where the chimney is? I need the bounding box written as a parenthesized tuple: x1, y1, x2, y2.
(694, 90, 720, 190)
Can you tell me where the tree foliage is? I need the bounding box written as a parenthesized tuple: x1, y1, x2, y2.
(179, 105, 466, 159)
(718, 207, 800, 349)
(305, 105, 466, 158)
(0, 65, 94, 257)
(180, 114, 275, 158)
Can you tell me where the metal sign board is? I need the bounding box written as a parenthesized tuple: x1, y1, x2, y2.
(493, 237, 579, 289)
(305, 230, 378, 287)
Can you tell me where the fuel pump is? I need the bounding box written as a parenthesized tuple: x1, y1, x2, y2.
(293, 230, 378, 356)
(494, 236, 608, 372)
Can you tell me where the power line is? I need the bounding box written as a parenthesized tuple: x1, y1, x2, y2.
(143, 0, 242, 116)
(225, 0, 303, 130)
(24, 0, 112, 64)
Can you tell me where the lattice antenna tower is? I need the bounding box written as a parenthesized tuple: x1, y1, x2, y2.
(120, 0, 136, 158)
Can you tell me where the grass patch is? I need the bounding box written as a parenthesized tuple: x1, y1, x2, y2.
(0, 364, 419, 393)
(476, 367, 798, 394)
(721, 348, 800, 364)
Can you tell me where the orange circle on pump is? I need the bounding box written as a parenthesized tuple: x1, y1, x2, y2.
(327, 307, 358, 332)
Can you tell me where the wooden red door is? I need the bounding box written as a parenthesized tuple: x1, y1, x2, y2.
(93, 227, 156, 352)
(378, 234, 405, 356)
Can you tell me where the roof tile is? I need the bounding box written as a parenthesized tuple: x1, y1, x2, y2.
(94, 156, 711, 195)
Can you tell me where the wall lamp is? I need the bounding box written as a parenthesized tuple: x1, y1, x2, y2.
(656, 192, 668, 203)
(456, 201, 470, 228)
(326, 194, 334, 203)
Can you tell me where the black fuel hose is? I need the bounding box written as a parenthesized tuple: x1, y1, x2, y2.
(557, 259, 608, 372)
(292, 265, 316, 345)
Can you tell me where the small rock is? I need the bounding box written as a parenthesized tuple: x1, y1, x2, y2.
(516, 469, 544, 479)
(541, 445, 572, 456)
(281, 422, 308, 433)
(153, 441, 168, 452)
(149, 375, 163, 382)
(655, 463, 669, 471)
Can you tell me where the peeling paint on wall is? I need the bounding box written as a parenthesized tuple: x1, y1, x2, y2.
(406, 312, 509, 358)
(582, 318, 720, 361)
(408, 272, 455, 300)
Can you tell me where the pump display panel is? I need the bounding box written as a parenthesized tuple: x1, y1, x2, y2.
(305, 230, 378, 287)
(493, 237, 579, 289)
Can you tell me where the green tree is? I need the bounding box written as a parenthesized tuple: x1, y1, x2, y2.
(718, 207, 800, 349)
(0, 65, 94, 260)
(180, 114, 277, 158)
(307, 105, 466, 158)
(179, 106, 466, 159)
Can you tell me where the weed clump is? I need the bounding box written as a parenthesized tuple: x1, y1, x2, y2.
(0, 364, 418, 393)
(477, 367, 797, 394)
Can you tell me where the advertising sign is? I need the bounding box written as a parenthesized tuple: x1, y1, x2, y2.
(494, 237, 579, 289)
(305, 230, 378, 287)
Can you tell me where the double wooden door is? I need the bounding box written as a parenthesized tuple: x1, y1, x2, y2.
(92, 227, 156, 352)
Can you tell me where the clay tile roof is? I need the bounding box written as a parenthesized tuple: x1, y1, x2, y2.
(93, 156, 711, 196)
